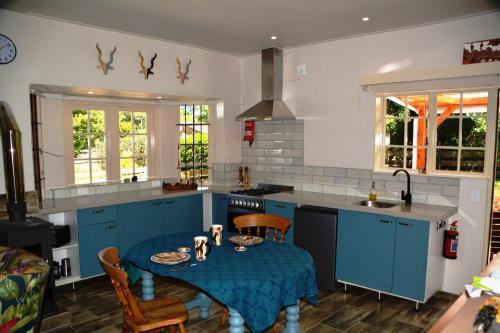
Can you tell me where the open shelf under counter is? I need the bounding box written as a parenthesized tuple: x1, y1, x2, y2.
(52, 241, 78, 251)
(55, 274, 81, 287)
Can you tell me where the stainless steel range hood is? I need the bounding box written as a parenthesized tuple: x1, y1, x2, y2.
(236, 48, 295, 121)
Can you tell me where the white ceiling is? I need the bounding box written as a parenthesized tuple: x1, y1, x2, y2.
(2, 0, 499, 55)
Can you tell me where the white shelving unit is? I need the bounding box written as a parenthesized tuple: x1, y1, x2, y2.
(40, 211, 82, 287)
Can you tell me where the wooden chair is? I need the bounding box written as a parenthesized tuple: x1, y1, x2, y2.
(98, 247, 188, 333)
(234, 213, 291, 242)
(221, 213, 291, 331)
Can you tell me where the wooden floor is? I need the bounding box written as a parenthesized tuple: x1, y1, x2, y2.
(41, 276, 457, 333)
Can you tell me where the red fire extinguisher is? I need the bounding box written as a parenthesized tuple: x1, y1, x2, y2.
(443, 221, 459, 259)
(243, 120, 255, 146)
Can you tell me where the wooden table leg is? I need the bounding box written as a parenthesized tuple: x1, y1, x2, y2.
(283, 300, 301, 333)
(228, 307, 245, 333)
(140, 270, 155, 301)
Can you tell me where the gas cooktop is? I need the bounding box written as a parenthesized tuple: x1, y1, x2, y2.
(229, 184, 294, 197)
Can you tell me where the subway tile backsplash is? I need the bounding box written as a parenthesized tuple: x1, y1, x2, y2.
(234, 119, 460, 207)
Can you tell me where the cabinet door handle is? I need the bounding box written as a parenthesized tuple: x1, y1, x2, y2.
(165, 200, 174, 204)
(399, 222, 413, 227)
(379, 219, 392, 224)
(106, 225, 117, 230)
(275, 204, 286, 208)
(152, 202, 163, 206)
(93, 209, 104, 214)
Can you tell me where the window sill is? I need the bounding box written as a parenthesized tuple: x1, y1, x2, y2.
(373, 168, 489, 180)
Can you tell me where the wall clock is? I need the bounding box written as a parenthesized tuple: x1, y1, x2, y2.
(0, 34, 16, 64)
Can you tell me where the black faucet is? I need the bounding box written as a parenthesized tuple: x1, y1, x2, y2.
(392, 169, 412, 204)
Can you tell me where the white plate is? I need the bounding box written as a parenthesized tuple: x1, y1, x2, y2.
(229, 235, 264, 246)
(151, 252, 191, 265)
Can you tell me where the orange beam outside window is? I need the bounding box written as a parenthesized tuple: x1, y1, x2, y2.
(436, 105, 460, 127)
(417, 105, 427, 169)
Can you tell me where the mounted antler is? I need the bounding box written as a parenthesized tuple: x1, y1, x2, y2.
(96, 43, 117, 75)
(138, 51, 157, 79)
(176, 57, 192, 84)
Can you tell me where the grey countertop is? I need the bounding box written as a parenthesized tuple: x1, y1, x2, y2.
(264, 191, 458, 221)
(38, 186, 457, 221)
(38, 185, 235, 215)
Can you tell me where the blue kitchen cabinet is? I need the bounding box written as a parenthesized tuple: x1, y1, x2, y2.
(164, 194, 203, 234)
(265, 200, 297, 244)
(336, 210, 396, 293)
(77, 206, 118, 278)
(78, 221, 119, 278)
(117, 200, 164, 255)
(392, 217, 429, 301)
(212, 193, 228, 229)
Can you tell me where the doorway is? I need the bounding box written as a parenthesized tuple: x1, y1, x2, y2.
(489, 89, 500, 260)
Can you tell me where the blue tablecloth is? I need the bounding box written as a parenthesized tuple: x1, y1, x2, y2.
(125, 232, 318, 333)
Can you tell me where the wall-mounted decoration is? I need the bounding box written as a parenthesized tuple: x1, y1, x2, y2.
(138, 51, 157, 79)
(95, 43, 116, 75)
(0, 34, 16, 65)
(176, 57, 191, 84)
(463, 38, 500, 64)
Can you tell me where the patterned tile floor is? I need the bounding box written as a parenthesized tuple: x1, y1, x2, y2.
(41, 276, 457, 333)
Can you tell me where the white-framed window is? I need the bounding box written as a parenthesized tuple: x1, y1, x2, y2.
(64, 101, 155, 185)
(376, 88, 494, 175)
(177, 104, 210, 183)
(118, 110, 149, 181)
(71, 108, 107, 184)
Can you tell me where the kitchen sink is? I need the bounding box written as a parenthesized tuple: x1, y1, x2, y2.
(354, 200, 399, 208)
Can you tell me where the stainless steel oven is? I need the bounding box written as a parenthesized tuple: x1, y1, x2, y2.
(226, 184, 293, 233)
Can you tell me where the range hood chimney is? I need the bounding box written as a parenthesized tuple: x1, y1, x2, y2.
(0, 102, 27, 222)
(236, 47, 295, 121)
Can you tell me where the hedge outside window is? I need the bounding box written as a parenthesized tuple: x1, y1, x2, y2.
(436, 92, 487, 173)
(178, 105, 209, 183)
(72, 109, 107, 184)
(379, 90, 489, 174)
(384, 95, 429, 171)
(119, 111, 148, 181)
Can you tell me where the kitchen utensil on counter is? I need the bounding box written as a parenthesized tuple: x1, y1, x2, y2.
(61, 258, 71, 277)
(243, 166, 249, 186)
(52, 261, 61, 280)
(238, 167, 243, 187)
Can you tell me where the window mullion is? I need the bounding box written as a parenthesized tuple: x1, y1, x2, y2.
(427, 93, 437, 173)
(87, 110, 93, 183)
(457, 92, 463, 172)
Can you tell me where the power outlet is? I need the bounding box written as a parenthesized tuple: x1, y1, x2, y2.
(297, 64, 307, 76)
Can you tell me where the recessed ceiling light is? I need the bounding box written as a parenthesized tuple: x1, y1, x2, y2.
(270, 36, 277, 40)
(156, 96, 162, 99)
(87, 91, 94, 94)
(362, 17, 370, 22)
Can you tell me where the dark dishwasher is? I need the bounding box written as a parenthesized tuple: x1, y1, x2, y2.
(294, 205, 337, 291)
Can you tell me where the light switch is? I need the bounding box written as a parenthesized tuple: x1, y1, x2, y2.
(471, 189, 480, 203)
(297, 64, 307, 76)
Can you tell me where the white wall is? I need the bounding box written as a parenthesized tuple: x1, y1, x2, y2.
(0, 9, 242, 193)
(242, 12, 500, 169)
(443, 178, 490, 292)
(241, 12, 500, 294)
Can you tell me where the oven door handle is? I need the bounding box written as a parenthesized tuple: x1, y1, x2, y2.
(227, 206, 264, 214)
